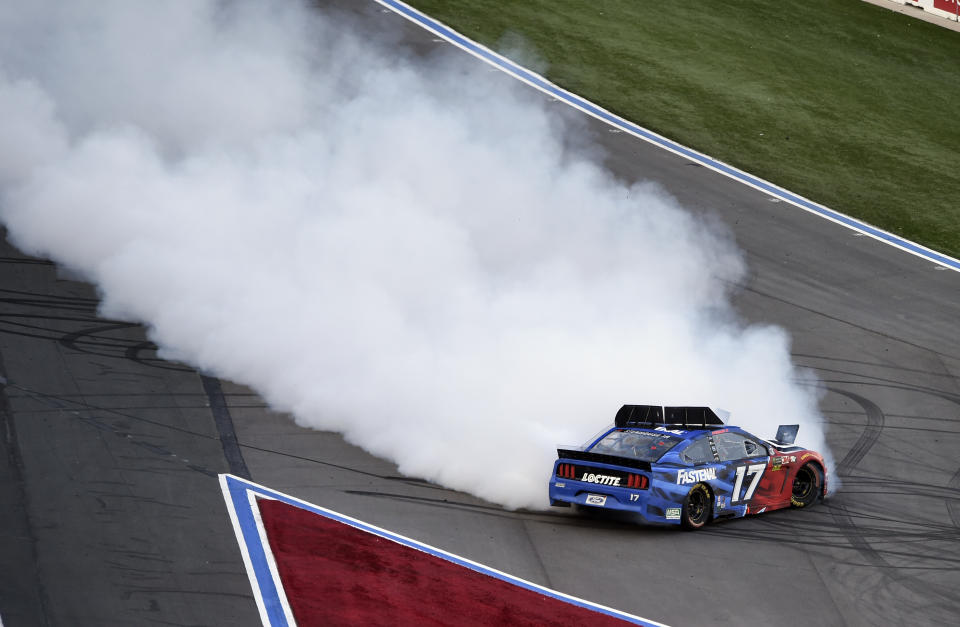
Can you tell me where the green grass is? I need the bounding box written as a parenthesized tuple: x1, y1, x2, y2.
(406, 0, 960, 259)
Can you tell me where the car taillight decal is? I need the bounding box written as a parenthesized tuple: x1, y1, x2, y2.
(558, 462, 647, 489)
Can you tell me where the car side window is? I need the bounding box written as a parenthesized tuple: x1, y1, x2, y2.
(681, 437, 715, 465)
(713, 432, 765, 462)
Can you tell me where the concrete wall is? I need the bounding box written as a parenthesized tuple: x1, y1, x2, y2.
(905, 0, 960, 21)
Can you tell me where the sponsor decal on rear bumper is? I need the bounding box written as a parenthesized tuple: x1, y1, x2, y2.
(585, 494, 607, 506)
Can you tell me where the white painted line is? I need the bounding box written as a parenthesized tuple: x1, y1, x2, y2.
(218, 474, 282, 627)
(248, 491, 298, 627)
(373, 0, 960, 274)
(219, 474, 670, 627)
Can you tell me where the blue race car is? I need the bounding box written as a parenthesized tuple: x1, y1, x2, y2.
(549, 405, 827, 529)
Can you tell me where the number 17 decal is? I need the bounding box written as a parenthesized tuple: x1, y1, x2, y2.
(731, 463, 766, 502)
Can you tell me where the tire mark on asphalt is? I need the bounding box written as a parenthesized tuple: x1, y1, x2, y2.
(828, 499, 960, 608)
(924, 379, 960, 529)
(828, 387, 885, 476)
(59, 322, 137, 353)
(1, 286, 192, 372)
(4, 380, 219, 477)
(947, 467, 960, 528)
(62, 323, 193, 372)
(793, 352, 960, 381)
(0, 366, 52, 626)
(520, 517, 554, 589)
(3, 379, 437, 490)
(826, 389, 960, 611)
(200, 375, 250, 480)
(813, 373, 960, 405)
(739, 283, 957, 361)
(125, 340, 193, 372)
(934, 384, 960, 529)
(825, 388, 885, 566)
(823, 389, 890, 592)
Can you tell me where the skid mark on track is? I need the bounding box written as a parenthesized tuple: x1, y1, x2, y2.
(201, 375, 250, 479)
(125, 340, 192, 372)
(947, 467, 960, 528)
(823, 388, 960, 618)
(825, 377, 960, 530)
(827, 500, 960, 608)
(59, 323, 192, 372)
(828, 388, 885, 476)
(3, 381, 219, 477)
(0, 359, 52, 625)
(741, 282, 958, 360)
(794, 352, 960, 382)
(933, 392, 960, 529)
(0, 285, 192, 372)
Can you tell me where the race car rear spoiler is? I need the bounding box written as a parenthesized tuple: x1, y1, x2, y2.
(557, 448, 652, 471)
(614, 404, 727, 429)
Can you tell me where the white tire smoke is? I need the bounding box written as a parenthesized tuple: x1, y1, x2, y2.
(0, 0, 832, 508)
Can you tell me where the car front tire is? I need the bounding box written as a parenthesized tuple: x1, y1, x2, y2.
(790, 464, 822, 508)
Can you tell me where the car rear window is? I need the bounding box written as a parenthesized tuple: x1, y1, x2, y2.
(589, 429, 683, 462)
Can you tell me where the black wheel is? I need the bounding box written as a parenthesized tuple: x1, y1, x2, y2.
(790, 464, 822, 508)
(681, 483, 712, 530)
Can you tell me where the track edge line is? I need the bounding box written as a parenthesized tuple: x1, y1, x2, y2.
(372, 0, 960, 274)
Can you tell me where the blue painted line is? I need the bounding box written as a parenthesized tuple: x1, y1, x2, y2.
(373, 0, 960, 273)
(220, 474, 668, 627)
(225, 477, 289, 627)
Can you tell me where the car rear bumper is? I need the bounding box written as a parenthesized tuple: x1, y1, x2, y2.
(548, 480, 682, 525)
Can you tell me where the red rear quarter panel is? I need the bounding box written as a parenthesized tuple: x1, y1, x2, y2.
(747, 448, 826, 513)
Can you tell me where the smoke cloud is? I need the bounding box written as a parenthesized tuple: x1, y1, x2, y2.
(0, 0, 831, 508)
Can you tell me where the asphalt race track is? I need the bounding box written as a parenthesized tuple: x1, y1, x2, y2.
(2, 2, 958, 626)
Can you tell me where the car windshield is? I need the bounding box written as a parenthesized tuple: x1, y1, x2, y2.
(589, 429, 684, 462)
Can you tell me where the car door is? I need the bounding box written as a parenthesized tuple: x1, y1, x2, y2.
(711, 431, 772, 512)
(675, 434, 723, 503)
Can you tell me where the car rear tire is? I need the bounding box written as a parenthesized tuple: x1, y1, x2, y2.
(790, 464, 822, 508)
(681, 483, 712, 530)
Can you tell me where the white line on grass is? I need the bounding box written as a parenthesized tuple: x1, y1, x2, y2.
(373, 0, 960, 273)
